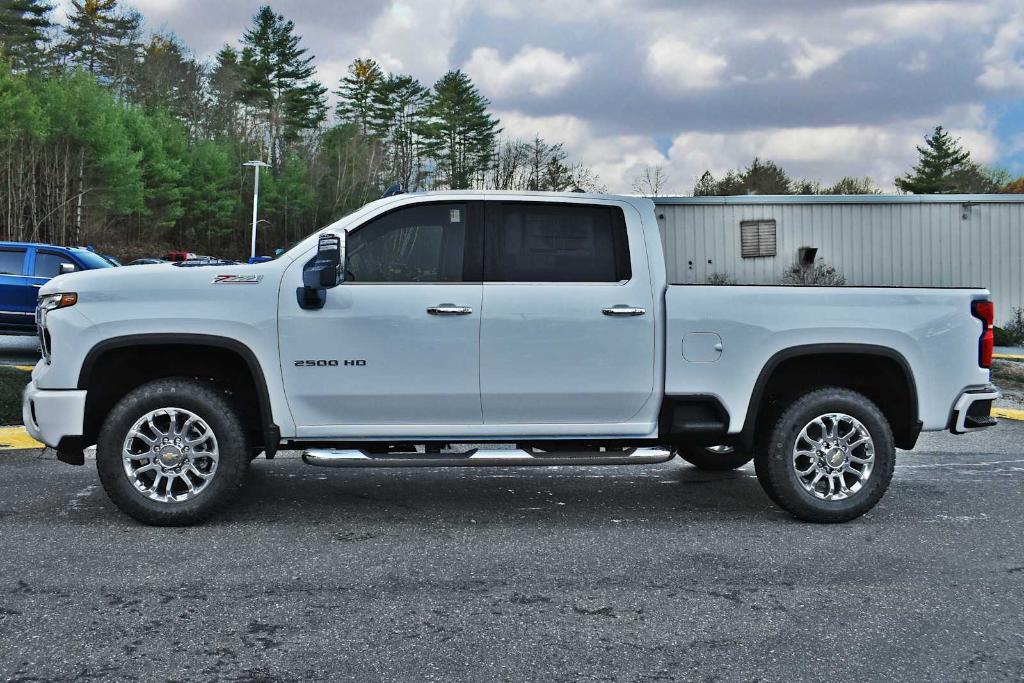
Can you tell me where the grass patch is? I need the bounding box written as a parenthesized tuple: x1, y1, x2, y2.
(0, 366, 30, 425)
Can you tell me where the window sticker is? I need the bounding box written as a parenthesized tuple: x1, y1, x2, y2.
(450, 209, 462, 223)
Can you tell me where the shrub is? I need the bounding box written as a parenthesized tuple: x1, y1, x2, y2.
(999, 307, 1024, 346)
(705, 272, 736, 285)
(780, 261, 847, 286)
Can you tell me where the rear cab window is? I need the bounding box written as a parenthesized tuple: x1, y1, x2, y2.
(485, 203, 631, 282)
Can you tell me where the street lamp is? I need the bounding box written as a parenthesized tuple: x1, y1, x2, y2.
(243, 160, 270, 259)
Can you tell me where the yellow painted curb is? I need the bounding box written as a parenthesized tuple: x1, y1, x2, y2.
(13, 365, 33, 372)
(994, 353, 1024, 361)
(0, 426, 43, 449)
(993, 407, 1024, 421)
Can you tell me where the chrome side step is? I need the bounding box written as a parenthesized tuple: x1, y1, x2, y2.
(301, 446, 675, 468)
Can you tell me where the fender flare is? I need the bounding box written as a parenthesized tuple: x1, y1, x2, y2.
(78, 333, 280, 457)
(740, 343, 920, 450)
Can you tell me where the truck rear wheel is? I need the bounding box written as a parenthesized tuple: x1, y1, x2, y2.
(96, 378, 250, 526)
(678, 445, 752, 471)
(754, 387, 895, 523)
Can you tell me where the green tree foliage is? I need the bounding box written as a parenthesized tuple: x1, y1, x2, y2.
(130, 34, 205, 137)
(239, 5, 326, 169)
(895, 126, 974, 194)
(420, 70, 500, 189)
(61, 0, 142, 92)
(695, 163, 880, 196)
(0, 6, 602, 259)
(693, 158, 793, 195)
(334, 57, 382, 134)
(0, 0, 54, 70)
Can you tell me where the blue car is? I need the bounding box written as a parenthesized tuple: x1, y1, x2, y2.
(0, 242, 115, 335)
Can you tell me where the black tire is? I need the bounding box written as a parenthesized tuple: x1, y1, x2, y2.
(96, 378, 250, 526)
(678, 446, 752, 471)
(754, 387, 895, 523)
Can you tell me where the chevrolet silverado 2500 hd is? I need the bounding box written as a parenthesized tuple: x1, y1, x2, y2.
(24, 191, 1000, 525)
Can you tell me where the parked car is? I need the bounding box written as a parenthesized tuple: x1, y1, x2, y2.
(0, 241, 114, 335)
(100, 254, 122, 266)
(127, 258, 168, 266)
(24, 192, 999, 526)
(160, 251, 196, 262)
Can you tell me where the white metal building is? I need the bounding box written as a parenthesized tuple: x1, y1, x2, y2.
(653, 194, 1024, 324)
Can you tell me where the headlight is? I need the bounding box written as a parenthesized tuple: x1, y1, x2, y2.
(36, 293, 76, 364)
(38, 292, 78, 312)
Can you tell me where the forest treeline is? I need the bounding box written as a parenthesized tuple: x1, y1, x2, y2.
(0, 1, 604, 258)
(1, 2, 1020, 259)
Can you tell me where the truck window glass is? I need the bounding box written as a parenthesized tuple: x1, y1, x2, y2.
(0, 249, 25, 275)
(34, 252, 75, 278)
(347, 203, 467, 282)
(488, 204, 630, 282)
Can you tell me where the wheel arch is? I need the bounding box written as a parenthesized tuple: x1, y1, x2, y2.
(741, 343, 921, 451)
(78, 333, 280, 457)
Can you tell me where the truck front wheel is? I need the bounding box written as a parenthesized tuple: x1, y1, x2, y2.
(96, 378, 250, 526)
(678, 445, 752, 471)
(754, 387, 895, 523)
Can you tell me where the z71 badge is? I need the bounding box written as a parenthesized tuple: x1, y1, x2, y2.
(212, 274, 263, 284)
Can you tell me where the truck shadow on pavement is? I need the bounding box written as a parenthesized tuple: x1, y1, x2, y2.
(225, 460, 781, 524)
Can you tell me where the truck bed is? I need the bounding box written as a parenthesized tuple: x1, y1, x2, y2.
(664, 285, 992, 433)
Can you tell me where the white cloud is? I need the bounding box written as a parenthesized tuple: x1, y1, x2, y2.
(977, 10, 1024, 91)
(464, 46, 582, 98)
(645, 38, 727, 90)
(791, 40, 843, 78)
(662, 106, 998, 193)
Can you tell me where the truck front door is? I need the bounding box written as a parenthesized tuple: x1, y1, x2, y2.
(279, 201, 483, 433)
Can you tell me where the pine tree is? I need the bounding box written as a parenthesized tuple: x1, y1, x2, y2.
(208, 45, 242, 138)
(420, 70, 500, 190)
(334, 58, 383, 134)
(895, 126, 973, 194)
(239, 6, 327, 169)
(368, 73, 429, 189)
(693, 170, 718, 196)
(0, 0, 54, 70)
(61, 0, 141, 90)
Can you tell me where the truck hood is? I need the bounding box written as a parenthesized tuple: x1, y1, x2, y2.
(39, 262, 281, 299)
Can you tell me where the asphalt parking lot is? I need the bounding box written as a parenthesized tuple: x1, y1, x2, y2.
(0, 424, 1022, 682)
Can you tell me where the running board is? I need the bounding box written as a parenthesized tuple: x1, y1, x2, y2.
(301, 446, 675, 468)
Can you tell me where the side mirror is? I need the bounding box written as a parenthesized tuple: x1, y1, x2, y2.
(59, 262, 77, 275)
(297, 231, 345, 310)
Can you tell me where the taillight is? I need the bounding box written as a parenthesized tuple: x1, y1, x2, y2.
(971, 300, 994, 369)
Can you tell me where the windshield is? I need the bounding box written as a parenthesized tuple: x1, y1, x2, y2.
(72, 250, 116, 269)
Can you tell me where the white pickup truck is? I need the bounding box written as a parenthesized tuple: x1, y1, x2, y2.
(24, 191, 999, 525)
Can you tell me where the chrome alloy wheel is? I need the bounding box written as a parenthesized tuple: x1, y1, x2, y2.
(792, 412, 874, 501)
(121, 408, 219, 503)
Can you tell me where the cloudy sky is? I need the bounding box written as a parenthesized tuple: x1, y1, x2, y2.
(55, 0, 1024, 193)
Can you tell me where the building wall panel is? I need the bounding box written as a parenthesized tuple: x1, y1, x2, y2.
(654, 197, 1024, 325)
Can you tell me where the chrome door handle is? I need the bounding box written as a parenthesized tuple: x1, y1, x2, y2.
(427, 303, 473, 316)
(602, 306, 646, 317)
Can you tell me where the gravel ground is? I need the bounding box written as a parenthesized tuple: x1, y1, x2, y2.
(0, 423, 1022, 681)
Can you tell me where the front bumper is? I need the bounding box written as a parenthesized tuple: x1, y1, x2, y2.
(949, 385, 1001, 434)
(23, 380, 86, 448)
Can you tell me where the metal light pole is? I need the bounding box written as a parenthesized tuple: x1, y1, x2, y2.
(243, 160, 270, 259)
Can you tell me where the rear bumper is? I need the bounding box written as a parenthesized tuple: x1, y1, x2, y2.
(949, 385, 1001, 434)
(22, 380, 86, 448)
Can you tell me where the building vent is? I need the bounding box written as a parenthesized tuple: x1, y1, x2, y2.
(740, 220, 777, 258)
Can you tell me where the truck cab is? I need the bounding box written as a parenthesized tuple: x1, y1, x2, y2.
(23, 192, 999, 526)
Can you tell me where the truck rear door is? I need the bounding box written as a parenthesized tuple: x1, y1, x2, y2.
(479, 200, 656, 425)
